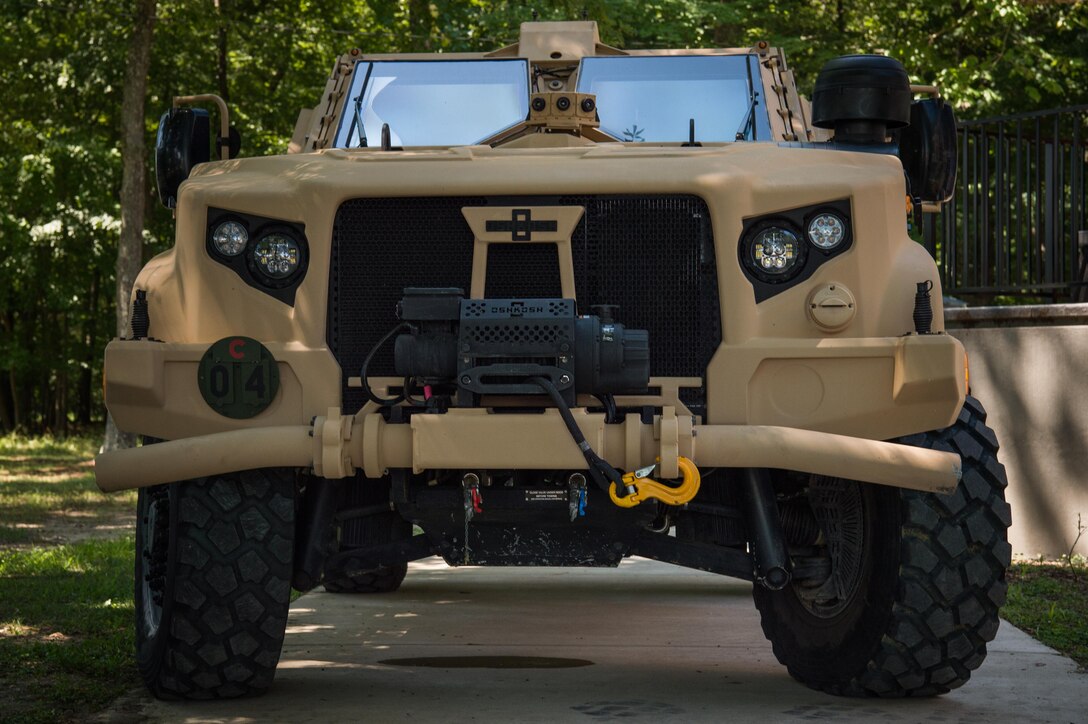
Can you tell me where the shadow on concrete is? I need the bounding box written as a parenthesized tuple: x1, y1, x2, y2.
(108, 558, 1088, 724)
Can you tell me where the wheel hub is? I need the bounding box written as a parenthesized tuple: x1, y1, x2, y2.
(140, 487, 170, 637)
(793, 476, 865, 618)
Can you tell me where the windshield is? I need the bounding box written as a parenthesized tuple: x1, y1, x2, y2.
(334, 59, 530, 148)
(576, 55, 771, 142)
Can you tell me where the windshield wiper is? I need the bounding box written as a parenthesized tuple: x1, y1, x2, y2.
(735, 97, 756, 141)
(352, 93, 368, 147)
(350, 62, 374, 148)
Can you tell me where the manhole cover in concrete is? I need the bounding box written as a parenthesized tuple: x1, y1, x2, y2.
(379, 656, 593, 669)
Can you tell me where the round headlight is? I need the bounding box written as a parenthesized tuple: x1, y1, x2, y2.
(252, 232, 301, 280)
(749, 226, 802, 276)
(807, 213, 847, 250)
(211, 220, 248, 256)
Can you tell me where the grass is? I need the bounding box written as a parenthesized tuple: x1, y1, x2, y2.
(1, 433, 140, 722)
(0, 433, 136, 547)
(1004, 561, 1088, 669)
(0, 538, 138, 723)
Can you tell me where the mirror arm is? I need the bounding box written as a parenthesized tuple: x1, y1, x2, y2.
(174, 94, 231, 160)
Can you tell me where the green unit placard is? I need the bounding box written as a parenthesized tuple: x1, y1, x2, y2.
(197, 337, 280, 419)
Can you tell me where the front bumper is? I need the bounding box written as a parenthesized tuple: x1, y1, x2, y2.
(95, 404, 961, 495)
(104, 332, 965, 439)
(98, 333, 965, 494)
(103, 340, 342, 439)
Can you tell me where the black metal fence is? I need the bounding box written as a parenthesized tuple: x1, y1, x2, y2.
(925, 105, 1088, 302)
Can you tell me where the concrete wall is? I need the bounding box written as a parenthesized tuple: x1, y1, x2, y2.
(946, 304, 1088, 558)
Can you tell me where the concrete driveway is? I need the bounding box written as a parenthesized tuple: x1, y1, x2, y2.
(112, 558, 1086, 723)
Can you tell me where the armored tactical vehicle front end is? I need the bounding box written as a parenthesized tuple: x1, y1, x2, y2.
(96, 21, 1011, 700)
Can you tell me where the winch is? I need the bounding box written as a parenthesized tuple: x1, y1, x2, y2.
(392, 287, 650, 405)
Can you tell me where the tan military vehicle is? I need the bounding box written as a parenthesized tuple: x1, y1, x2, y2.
(96, 21, 1011, 701)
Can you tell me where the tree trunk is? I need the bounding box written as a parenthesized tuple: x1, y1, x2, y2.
(105, 0, 157, 452)
(408, 0, 436, 51)
(8, 363, 19, 431)
(18, 305, 33, 431)
(0, 371, 12, 433)
(216, 0, 229, 102)
(57, 313, 69, 436)
(78, 270, 99, 427)
(0, 309, 14, 432)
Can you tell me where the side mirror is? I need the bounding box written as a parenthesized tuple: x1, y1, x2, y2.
(155, 107, 210, 209)
(898, 98, 957, 206)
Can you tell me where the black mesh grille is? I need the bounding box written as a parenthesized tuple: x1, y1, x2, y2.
(328, 195, 721, 415)
(485, 243, 562, 298)
(467, 323, 565, 345)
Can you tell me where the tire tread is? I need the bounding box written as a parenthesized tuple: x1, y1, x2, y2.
(140, 469, 295, 700)
(757, 396, 1010, 697)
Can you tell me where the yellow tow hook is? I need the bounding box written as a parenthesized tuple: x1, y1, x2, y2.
(609, 457, 701, 508)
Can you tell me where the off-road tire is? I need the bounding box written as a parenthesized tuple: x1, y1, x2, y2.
(135, 469, 296, 700)
(753, 395, 1012, 697)
(323, 510, 411, 594)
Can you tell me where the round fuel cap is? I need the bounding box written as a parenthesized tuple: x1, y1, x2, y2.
(197, 337, 280, 418)
(807, 283, 856, 331)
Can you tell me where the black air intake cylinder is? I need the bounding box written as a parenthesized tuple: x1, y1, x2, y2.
(393, 288, 650, 405)
(811, 54, 912, 144)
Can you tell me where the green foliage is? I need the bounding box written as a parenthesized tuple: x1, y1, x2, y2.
(0, 1, 128, 435)
(1, 0, 1086, 433)
(626, 0, 1088, 116)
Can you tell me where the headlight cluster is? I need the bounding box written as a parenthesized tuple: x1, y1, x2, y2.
(211, 220, 248, 256)
(807, 212, 847, 250)
(206, 210, 308, 302)
(252, 233, 302, 280)
(741, 207, 850, 285)
(749, 226, 803, 276)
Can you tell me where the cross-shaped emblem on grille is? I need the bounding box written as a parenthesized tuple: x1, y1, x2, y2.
(485, 208, 558, 241)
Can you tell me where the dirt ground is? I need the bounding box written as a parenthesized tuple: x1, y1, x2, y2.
(5, 506, 136, 549)
(0, 453, 137, 551)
